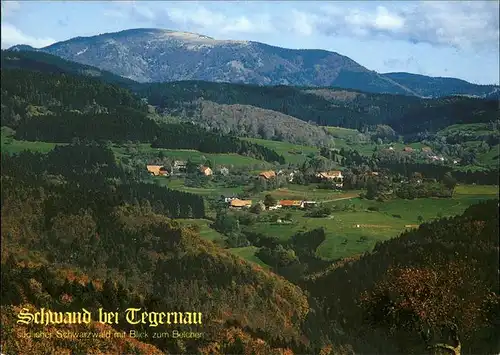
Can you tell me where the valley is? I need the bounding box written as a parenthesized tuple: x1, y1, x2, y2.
(1, 46, 498, 355)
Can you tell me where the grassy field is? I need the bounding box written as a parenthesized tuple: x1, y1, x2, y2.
(1, 139, 59, 154)
(242, 137, 318, 164)
(437, 123, 493, 136)
(477, 145, 499, 168)
(1, 130, 61, 154)
(154, 177, 246, 197)
(244, 185, 498, 262)
(163, 180, 498, 264)
(113, 143, 270, 168)
(175, 218, 225, 242)
(228, 246, 269, 268)
(323, 126, 360, 138)
(174, 218, 269, 268)
(454, 184, 499, 195)
(252, 185, 361, 201)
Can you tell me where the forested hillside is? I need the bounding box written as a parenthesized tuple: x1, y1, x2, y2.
(1, 144, 319, 354)
(305, 199, 499, 354)
(180, 100, 335, 146)
(137, 80, 499, 135)
(3, 51, 498, 143)
(1, 50, 139, 89)
(0, 69, 284, 163)
(381, 72, 499, 98)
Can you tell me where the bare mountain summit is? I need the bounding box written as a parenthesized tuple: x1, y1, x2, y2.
(9, 28, 417, 95)
(9, 28, 498, 97)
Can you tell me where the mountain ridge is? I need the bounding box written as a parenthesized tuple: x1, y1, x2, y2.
(9, 28, 498, 98)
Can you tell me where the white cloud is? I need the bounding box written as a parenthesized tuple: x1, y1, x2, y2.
(290, 10, 316, 36)
(97, 1, 498, 53)
(164, 6, 275, 35)
(373, 6, 405, 31)
(132, 5, 155, 21)
(167, 7, 225, 28)
(1, 23, 56, 49)
(316, 1, 499, 52)
(105, 1, 156, 22)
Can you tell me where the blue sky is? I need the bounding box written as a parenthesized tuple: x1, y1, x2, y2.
(1, 0, 499, 85)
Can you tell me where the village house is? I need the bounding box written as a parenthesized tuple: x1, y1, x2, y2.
(422, 147, 433, 154)
(429, 155, 445, 162)
(259, 170, 276, 180)
(199, 166, 213, 176)
(403, 147, 414, 153)
(229, 199, 252, 209)
(220, 195, 236, 203)
(268, 204, 282, 210)
(316, 170, 344, 181)
(146, 165, 169, 176)
(301, 201, 317, 209)
(279, 200, 303, 208)
(172, 160, 187, 173)
(219, 167, 229, 176)
(288, 170, 300, 182)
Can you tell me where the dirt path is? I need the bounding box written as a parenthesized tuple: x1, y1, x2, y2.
(322, 195, 360, 203)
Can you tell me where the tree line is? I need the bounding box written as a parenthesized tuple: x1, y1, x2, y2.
(135, 80, 498, 135)
(2, 68, 285, 163)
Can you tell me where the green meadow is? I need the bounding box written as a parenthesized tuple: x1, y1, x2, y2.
(242, 137, 318, 164)
(244, 185, 498, 261)
(113, 143, 270, 168)
(1, 129, 61, 154)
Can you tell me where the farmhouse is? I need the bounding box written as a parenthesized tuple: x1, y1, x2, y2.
(403, 147, 414, 153)
(229, 199, 252, 209)
(259, 170, 276, 180)
(316, 170, 343, 180)
(222, 196, 237, 203)
(279, 200, 302, 208)
(301, 201, 317, 209)
(199, 166, 213, 176)
(147, 165, 169, 176)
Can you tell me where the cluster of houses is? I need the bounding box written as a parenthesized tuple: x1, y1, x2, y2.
(224, 197, 317, 210)
(258, 169, 344, 187)
(388, 146, 458, 164)
(146, 160, 187, 177)
(147, 160, 226, 177)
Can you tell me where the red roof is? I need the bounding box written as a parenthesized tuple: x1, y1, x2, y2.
(279, 200, 302, 206)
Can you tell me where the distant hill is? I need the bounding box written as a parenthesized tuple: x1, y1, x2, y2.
(2, 50, 497, 140)
(9, 28, 498, 98)
(382, 72, 499, 98)
(1, 50, 138, 89)
(137, 80, 499, 135)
